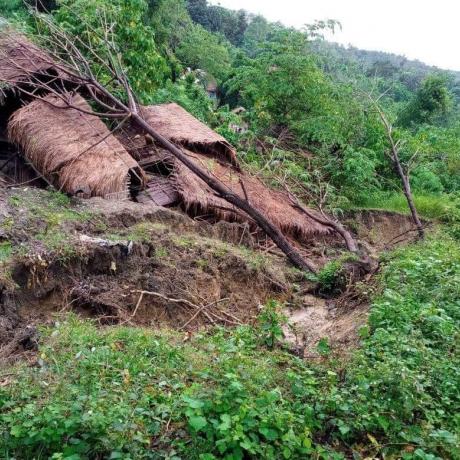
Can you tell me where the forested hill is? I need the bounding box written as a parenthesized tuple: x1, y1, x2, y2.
(317, 41, 460, 80)
(312, 41, 460, 95)
(184, 0, 460, 93)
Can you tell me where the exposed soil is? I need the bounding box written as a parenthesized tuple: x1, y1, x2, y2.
(283, 295, 369, 358)
(346, 209, 424, 250)
(0, 187, 421, 361)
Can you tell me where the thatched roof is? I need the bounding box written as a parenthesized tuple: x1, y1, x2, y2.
(0, 31, 58, 93)
(173, 151, 332, 240)
(118, 104, 332, 241)
(141, 103, 239, 168)
(8, 93, 145, 199)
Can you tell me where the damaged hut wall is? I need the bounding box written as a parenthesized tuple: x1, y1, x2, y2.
(0, 114, 44, 187)
(0, 142, 45, 186)
(7, 93, 145, 199)
(115, 125, 180, 206)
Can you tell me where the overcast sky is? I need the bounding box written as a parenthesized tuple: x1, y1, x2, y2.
(209, 0, 460, 71)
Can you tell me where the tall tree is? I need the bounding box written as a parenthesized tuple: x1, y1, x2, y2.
(398, 75, 453, 128)
(186, 0, 248, 45)
(54, 0, 170, 102)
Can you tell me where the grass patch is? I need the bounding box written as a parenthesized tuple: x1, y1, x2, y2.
(352, 191, 460, 220)
(172, 235, 197, 248)
(0, 241, 14, 284)
(6, 190, 92, 261)
(9, 190, 92, 228)
(155, 246, 169, 258)
(35, 230, 78, 260)
(238, 246, 270, 270)
(126, 222, 167, 242)
(0, 217, 14, 233)
(0, 241, 13, 263)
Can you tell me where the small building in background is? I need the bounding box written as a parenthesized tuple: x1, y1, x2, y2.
(206, 80, 218, 100)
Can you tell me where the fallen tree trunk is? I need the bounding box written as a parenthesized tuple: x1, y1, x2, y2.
(129, 113, 317, 273)
(82, 79, 317, 272)
(285, 189, 359, 253)
(282, 184, 380, 279)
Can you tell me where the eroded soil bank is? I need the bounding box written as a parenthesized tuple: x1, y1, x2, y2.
(0, 188, 420, 361)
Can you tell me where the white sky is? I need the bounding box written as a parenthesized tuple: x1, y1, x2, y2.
(209, 0, 460, 71)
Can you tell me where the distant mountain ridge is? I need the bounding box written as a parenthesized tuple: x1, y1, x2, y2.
(311, 40, 460, 102)
(318, 41, 460, 78)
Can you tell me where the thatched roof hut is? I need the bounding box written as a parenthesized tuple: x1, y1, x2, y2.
(174, 151, 331, 240)
(120, 103, 331, 241)
(0, 31, 59, 94)
(8, 93, 145, 199)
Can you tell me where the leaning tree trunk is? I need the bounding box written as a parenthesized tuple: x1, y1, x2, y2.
(371, 96, 425, 240)
(390, 146, 425, 240)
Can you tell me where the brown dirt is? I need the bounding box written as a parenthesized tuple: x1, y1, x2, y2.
(347, 209, 423, 250)
(0, 187, 423, 361)
(283, 295, 369, 358)
(12, 236, 291, 330)
(0, 189, 296, 343)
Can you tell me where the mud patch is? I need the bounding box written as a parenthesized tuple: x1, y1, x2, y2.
(0, 188, 426, 362)
(12, 234, 291, 334)
(348, 210, 424, 250)
(283, 294, 369, 358)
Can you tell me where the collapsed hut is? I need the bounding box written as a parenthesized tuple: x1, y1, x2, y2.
(8, 93, 145, 198)
(0, 31, 64, 185)
(0, 31, 59, 90)
(0, 30, 65, 123)
(119, 103, 331, 241)
(0, 33, 330, 242)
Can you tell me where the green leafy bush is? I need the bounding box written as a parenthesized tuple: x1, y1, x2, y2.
(316, 255, 357, 296)
(0, 241, 12, 262)
(257, 299, 287, 349)
(326, 236, 460, 458)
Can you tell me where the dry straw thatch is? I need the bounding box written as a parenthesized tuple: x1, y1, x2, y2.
(141, 103, 239, 167)
(173, 151, 332, 241)
(8, 93, 145, 198)
(0, 31, 58, 93)
(120, 103, 331, 241)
